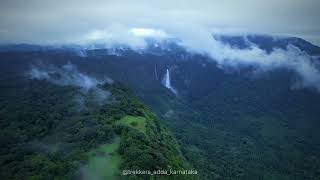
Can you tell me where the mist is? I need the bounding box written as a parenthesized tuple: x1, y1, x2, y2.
(29, 62, 112, 106)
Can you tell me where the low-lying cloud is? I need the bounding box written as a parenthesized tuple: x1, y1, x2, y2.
(171, 27, 320, 91)
(75, 25, 170, 50)
(29, 62, 113, 106)
(75, 26, 320, 92)
(29, 62, 106, 90)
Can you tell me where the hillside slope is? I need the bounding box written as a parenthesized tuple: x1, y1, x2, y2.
(0, 67, 193, 179)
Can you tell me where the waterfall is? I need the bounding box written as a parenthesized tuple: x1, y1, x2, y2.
(163, 69, 177, 94)
(154, 65, 158, 80)
(165, 69, 171, 88)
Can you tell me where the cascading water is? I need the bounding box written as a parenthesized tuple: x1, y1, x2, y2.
(165, 69, 171, 88)
(163, 68, 177, 94)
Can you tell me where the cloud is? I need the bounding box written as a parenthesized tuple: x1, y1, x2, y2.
(130, 28, 169, 38)
(29, 62, 108, 90)
(29, 62, 112, 105)
(76, 25, 169, 49)
(171, 26, 320, 91)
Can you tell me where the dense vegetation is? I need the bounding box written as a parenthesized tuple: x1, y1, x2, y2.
(0, 68, 192, 179)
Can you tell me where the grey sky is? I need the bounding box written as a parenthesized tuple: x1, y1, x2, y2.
(0, 0, 320, 45)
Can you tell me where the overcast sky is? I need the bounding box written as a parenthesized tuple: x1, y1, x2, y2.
(0, 0, 320, 45)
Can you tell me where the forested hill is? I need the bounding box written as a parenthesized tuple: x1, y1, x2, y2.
(0, 65, 193, 179)
(1, 34, 320, 180)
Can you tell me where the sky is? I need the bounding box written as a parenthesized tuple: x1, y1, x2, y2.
(0, 0, 320, 45)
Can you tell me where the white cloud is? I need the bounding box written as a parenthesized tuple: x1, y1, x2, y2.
(130, 28, 169, 38)
(29, 62, 113, 90)
(171, 26, 320, 91)
(73, 26, 168, 49)
(29, 62, 113, 105)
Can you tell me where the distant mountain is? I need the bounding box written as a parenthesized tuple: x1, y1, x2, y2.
(215, 34, 320, 55)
